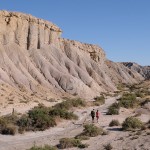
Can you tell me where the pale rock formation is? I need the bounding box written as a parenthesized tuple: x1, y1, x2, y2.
(0, 11, 61, 49)
(0, 11, 147, 99)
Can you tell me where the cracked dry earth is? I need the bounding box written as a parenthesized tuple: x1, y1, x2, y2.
(0, 97, 150, 150)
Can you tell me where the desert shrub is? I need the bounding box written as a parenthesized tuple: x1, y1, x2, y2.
(71, 98, 86, 107)
(82, 124, 103, 137)
(107, 103, 120, 115)
(2, 114, 19, 124)
(75, 135, 90, 140)
(103, 143, 113, 150)
(0, 115, 19, 135)
(128, 84, 137, 91)
(28, 107, 56, 131)
(0, 99, 80, 134)
(54, 101, 72, 110)
(122, 117, 143, 131)
(59, 138, 82, 149)
(28, 145, 57, 150)
(121, 93, 136, 101)
(109, 120, 120, 127)
(17, 114, 32, 133)
(54, 98, 86, 110)
(117, 83, 126, 91)
(49, 108, 78, 120)
(17, 115, 32, 129)
(1, 124, 18, 135)
(93, 96, 105, 106)
(0, 117, 7, 130)
(119, 93, 138, 108)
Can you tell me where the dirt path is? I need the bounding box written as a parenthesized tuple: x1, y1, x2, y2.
(0, 96, 149, 150)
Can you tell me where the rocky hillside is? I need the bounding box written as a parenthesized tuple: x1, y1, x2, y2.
(0, 11, 147, 99)
(122, 62, 150, 80)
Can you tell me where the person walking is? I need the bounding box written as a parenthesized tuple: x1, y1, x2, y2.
(91, 109, 95, 123)
(96, 110, 100, 123)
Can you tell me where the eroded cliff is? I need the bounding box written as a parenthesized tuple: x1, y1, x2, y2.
(0, 11, 146, 99)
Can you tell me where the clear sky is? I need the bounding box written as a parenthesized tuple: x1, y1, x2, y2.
(0, 0, 150, 66)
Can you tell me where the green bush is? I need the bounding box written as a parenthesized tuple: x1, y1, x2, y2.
(117, 83, 126, 91)
(54, 101, 72, 110)
(107, 103, 120, 115)
(0, 114, 19, 124)
(121, 93, 136, 101)
(119, 93, 138, 108)
(122, 117, 143, 131)
(59, 138, 82, 149)
(28, 145, 57, 150)
(82, 124, 103, 137)
(93, 96, 105, 106)
(71, 98, 86, 107)
(28, 107, 56, 131)
(54, 98, 86, 110)
(49, 108, 78, 120)
(0, 99, 81, 134)
(109, 120, 120, 127)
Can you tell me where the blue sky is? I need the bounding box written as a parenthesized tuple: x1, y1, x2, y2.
(0, 0, 150, 65)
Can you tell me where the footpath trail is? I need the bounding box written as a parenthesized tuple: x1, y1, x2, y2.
(0, 97, 128, 150)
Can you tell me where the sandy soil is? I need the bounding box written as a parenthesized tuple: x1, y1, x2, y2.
(0, 97, 150, 150)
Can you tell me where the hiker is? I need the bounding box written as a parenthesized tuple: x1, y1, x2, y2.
(96, 110, 100, 123)
(91, 109, 95, 123)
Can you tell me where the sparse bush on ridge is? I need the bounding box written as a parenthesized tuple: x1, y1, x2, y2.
(122, 117, 143, 131)
(109, 119, 120, 127)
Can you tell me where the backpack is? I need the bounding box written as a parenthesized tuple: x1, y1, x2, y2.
(91, 110, 95, 117)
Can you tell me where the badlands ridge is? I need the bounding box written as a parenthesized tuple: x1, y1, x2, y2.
(0, 10, 149, 100)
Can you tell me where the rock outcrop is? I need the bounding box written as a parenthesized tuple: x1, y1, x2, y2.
(0, 11, 62, 49)
(0, 11, 147, 99)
